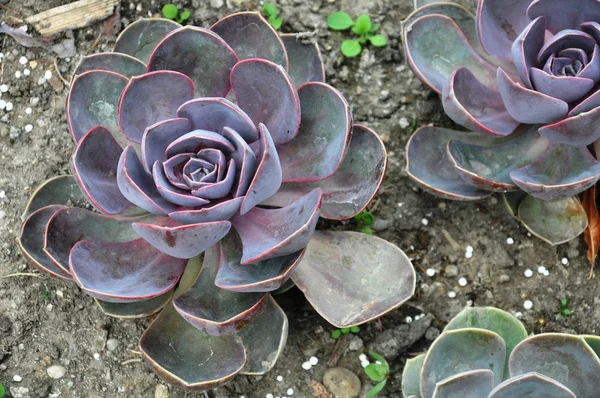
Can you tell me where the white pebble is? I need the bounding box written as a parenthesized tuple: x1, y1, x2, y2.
(506, 237, 514, 245)
(543, 270, 550, 276)
(0, 53, 4, 59)
(361, 360, 370, 368)
(287, 388, 294, 395)
(561, 257, 569, 265)
(0, 100, 5, 110)
(93, 352, 101, 360)
(421, 218, 429, 226)
(301, 361, 312, 370)
(515, 311, 523, 319)
(47, 365, 66, 379)
(19, 25, 28, 32)
(426, 268, 436, 277)
(0, 191, 5, 198)
(405, 316, 413, 323)
(25, 124, 33, 132)
(136, 3, 142, 12)
(465, 251, 473, 259)
(25, 107, 32, 114)
(15, 71, 21, 78)
(5, 102, 13, 111)
(13, 375, 22, 382)
(266, 394, 274, 398)
(0, 211, 5, 219)
(309, 356, 318, 366)
(399, 117, 410, 128)
(448, 291, 456, 298)
(19, 56, 27, 65)
(537, 266, 546, 274)
(23, 69, 30, 76)
(276, 375, 283, 382)
(358, 354, 367, 361)
(44, 70, 53, 80)
(466, 245, 474, 253)
(523, 300, 533, 310)
(524, 269, 533, 278)
(38, 77, 46, 85)
(458, 277, 468, 287)
(0, 84, 7, 92)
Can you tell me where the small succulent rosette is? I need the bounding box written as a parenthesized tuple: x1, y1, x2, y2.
(401, 0, 600, 244)
(403, 307, 600, 398)
(17, 12, 416, 390)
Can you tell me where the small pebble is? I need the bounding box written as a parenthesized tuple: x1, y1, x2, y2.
(466, 245, 473, 253)
(458, 277, 468, 287)
(448, 291, 457, 298)
(13, 375, 22, 382)
(5, 102, 13, 111)
(46, 365, 66, 379)
(25, 107, 32, 114)
(322, 367, 361, 398)
(23, 69, 30, 76)
(445, 265, 458, 277)
(14, 71, 21, 78)
(465, 251, 473, 259)
(360, 360, 370, 368)
(0, 84, 7, 92)
(19, 56, 27, 65)
(154, 384, 168, 398)
(524, 300, 533, 310)
(301, 361, 311, 370)
(537, 266, 546, 274)
(309, 356, 318, 366)
(421, 218, 429, 226)
(266, 394, 274, 398)
(358, 354, 367, 362)
(25, 124, 33, 133)
(0, 100, 6, 110)
(287, 388, 294, 395)
(399, 117, 410, 128)
(561, 257, 569, 265)
(426, 268, 436, 277)
(44, 70, 53, 80)
(93, 352, 101, 360)
(405, 316, 413, 323)
(506, 237, 514, 245)
(276, 375, 283, 382)
(515, 311, 523, 319)
(106, 338, 119, 351)
(524, 269, 533, 278)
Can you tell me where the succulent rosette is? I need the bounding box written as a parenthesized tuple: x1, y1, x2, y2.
(17, 12, 416, 390)
(401, 0, 600, 244)
(403, 307, 600, 398)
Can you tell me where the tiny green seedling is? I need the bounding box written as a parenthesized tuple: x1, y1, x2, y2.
(0, 383, 5, 398)
(364, 351, 390, 398)
(327, 12, 388, 57)
(331, 325, 360, 339)
(42, 284, 50, 302)
(559, 297, 574, 316)
(354, 209, 374, 235)
(407, 119, 418, 134)
(162, 3, 191, 24)
(262, 2, 283, 30)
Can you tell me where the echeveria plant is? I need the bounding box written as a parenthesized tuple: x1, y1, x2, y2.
(401, 0, 600, 244)
(403, 307, 600, 398)
(17, 12, 416, 390)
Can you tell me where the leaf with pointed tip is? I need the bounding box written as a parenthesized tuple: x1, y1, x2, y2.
(277, 82, 351, 183)
(67, 70, 128, 143)
(262, 124, 386, 220)
(420, 329, 506, 398)
(447, 126, 549, 192)
(169, 196, 244, 224)
(150, 161, 211, 207)
(71, 126, 133, 215)
(147, 26, 238, 97)
(510, 144, 600, 201)
(280, 34, 325, 88)
(509, 334, 600, 397)
(114, 18, 181, 63)
(141, 118, 191, 174)
(118, 71, 194, 143)
(538, 107, 600, 147)
(488, 372, 576, 398)
(527, 0, 600, 33)
(231, 59, 300, 145)
(510, 17, 545, 89)
(18, 206, 72, 281)
(44, 207, 163, 272)
(173, 244, 267, 336)
(406, 126, 494, 200)
(583, 186, 600, 277)
(404, 14, 497, 93)
(210, 11, 287, 68)
(402, 354, 425, 398)
(21, 176, 86, 220)
(73, 52, 146, 78)
(502, 190, 527, 218)
(132, 220, 231, 259)
(517, 195, 587, 245)
(240, 124, 282, 214)
(215, 230, 305, 292)
(94, 290, 173, 318)
(70, 238, 185, 302)
(444, 307, 527, 378)
(529, 69, 594, 103)
(233, 189, 321, 265)
(139, 303, 246, 390)
(432, 369, 494, 398)
(292, 231, 415, 328)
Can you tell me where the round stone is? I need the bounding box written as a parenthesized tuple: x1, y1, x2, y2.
(322, 367, 361, 398)
(47, 365, 66, 379)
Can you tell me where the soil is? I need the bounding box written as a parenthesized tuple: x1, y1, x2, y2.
(0, 0, 597, 397)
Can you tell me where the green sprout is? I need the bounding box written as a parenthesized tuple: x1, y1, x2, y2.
(42, 285, 50, 302)
(364, 351, 390, 398)
(162, 3, 191, 24)
(560, 297, 574, 316)
(354, 209, 374, 235)
(327, 12, 388, 58)
(331, 325, 360, 339)
(0, 383, 5, 398)
(262, 2, 283, 30)
(407, 119, 418, 134)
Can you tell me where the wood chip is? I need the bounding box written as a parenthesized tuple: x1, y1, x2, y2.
(25, 0, 119, 36)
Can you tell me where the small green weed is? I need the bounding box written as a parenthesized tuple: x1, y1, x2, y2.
(327, 12, 387, 57)
(354, 209, 374, 235)
(560, 297, 573, 316)
(331, 325, 360, 339)
(364, 351, 390, 397)
(162, 3, 191, 24)
(262, 2, 283, 30)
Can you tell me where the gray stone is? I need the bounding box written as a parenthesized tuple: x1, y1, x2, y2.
(47, 364, 66, 379)
(155, 384, 168, 398)
(444, 265, 458, 277)
(367, 314, 433, 359)
(210, 0, 224, 8)
(322, 367, 361, 398)
(106, 338, 119, 352)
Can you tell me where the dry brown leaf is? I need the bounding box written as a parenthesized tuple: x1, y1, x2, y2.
(583, 184, 600, 278)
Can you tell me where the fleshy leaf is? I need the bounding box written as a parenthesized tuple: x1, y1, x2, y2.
(404, 14, 496, 93)
(583, 186, 600, 277)
(113, 18, 181, 63)
(131, 220, 231, 259)
(222, 127, 257, 197)
(510, 144, 600, 201)
(529, 68, 594, 103)
(139, 304, 245, 390)
(517, 195, 587, 245)
(18, 206, 72, 280)
(118, 71, 194, 143)
(263, 124, 386, 220)
(538, 107, 600, 147)
(151, 160, 211, 207)
(291, 231, 415, 328)
(280, 34, 325, 88)
(527, 0, 600, 33)
(147, 27, 238, 98)
(70, 238, 185, 302)
(234, 189, 321, 264)
(21, 176, 86, 220)
(406, 126, 494, 200)
(488, 372, 576, 398)
(67, 70, 128, 143)
(276, 82, 351, 183)
(169, 197, 244, 224)
(231, 58, 300, 145)
(215, 230, 305, 292)
(95, 290, 173, 318)
(71, 126, 132, 215)
(210, 11, 287, 68)
(73, 52, 146, 78)
(444, 307, 528, 378)
(173, 243, 266, 336)
(420, 329, 506, 398)
(432, 369, 495, 398)
(402, 354, 426, 398)
(511, 16, 545, 89)
(141, 118, 192, 174)
(509, 334, 600, 397)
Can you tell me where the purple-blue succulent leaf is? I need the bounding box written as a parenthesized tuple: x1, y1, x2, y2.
(529, 68, 594, 103)
(141, 118, 192, 174)
(113, 18, 181, 63)
(527, 0, 600, 34)
(280, 33, 325, 88)
(432, 369, 495, 398)
(169, 196, 244, 225)
(152, 161, 211, 207)
(538, 106, 600, 146)
(74, 52, 146, 78)
(510, 16, 545, 89)
(222, 127, 257, 197)
(488, 372, 576, 398)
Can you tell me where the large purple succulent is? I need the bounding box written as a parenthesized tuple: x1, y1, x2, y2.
(17, 12, 415, 390)
(402, 0, 600, 244)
